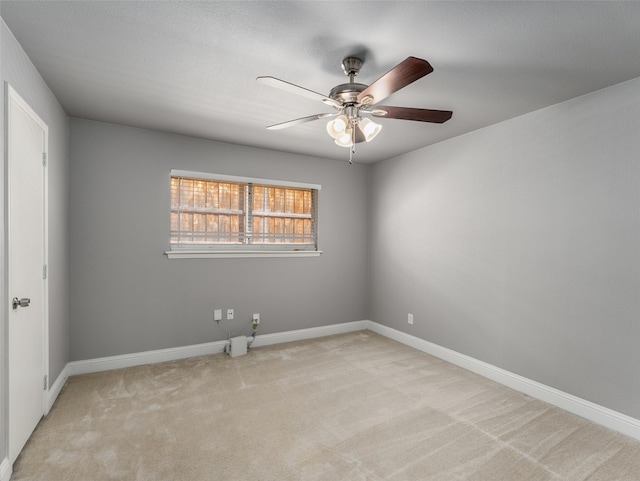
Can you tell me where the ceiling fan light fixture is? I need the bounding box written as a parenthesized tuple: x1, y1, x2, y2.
(326, 115, 349, 139)
(359, 117, 382, 142)
(334, 128, 353, 148)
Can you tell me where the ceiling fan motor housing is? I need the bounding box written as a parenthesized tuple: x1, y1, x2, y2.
(329, 82, 367, 104)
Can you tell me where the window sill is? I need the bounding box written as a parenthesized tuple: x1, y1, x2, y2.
(165, 250, 323, 259)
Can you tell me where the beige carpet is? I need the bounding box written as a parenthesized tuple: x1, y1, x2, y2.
(12, 331, 640, 480)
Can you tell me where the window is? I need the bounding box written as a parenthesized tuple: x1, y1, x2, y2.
(166, 170, 321, 258)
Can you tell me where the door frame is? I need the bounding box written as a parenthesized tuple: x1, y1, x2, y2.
(5, 83, 49, 462)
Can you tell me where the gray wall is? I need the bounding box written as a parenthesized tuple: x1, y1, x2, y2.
(68, 119, 369, 361)
(0, 19, 69, 464)
(370, 76, 640, 419)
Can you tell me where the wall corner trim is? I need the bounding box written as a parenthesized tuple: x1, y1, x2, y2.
(366, 321, 640, 442)
(0, 457, 11, 481)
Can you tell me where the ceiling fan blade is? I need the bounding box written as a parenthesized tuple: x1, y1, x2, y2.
(357, 57, 433, 105)
(266, 112, 336, 130)
(257, 76, 341, 108)
(371, 106, 452, 123)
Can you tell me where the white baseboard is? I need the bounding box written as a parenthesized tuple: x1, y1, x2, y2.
(46, 365, 69, 414)
(251, 320, 369, 348)
(67, 320, 369, 377)
(0, 457, 11, 481)
(57, 319, 640, 442)
(367, 321, 640, 442)
(67, 339, 228, 376)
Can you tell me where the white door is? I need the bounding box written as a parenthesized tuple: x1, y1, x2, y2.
(7, 85, 48, 464)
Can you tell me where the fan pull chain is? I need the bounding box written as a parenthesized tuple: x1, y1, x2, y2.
(348, 118, 356, 164)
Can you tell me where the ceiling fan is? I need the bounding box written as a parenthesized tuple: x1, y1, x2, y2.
(257, 55, 452, 163)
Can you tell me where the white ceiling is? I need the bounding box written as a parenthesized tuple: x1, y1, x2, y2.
(2, 1, 640, 164)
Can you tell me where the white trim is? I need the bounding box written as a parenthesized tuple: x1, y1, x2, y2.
(67, 320, 369, 376)
(46, 365, 69, 414)
(170, 169, 322, 191)
(0, 457, 11, 481)
(250, 320, 369, 348)
(67, 340, 228, 376)
(165, 249, 322, 259)
(367, 321, 640, 442)
(59, 320, 640, 442)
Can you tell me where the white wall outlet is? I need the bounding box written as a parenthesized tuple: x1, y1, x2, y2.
(214, 309, 222, 321)
(227, 308, 234, 320)
(252, 313, 260, 325)
(408, 313, 414, 325)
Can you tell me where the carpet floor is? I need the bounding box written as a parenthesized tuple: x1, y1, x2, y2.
(12, 331, 640, 480)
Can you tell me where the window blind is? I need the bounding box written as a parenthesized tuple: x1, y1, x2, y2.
(170, 172, 319, 251)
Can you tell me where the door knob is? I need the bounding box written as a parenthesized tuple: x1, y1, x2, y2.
(12, 297, 31, 310)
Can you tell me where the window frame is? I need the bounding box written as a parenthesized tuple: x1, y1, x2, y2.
(165, 169, 322, 259)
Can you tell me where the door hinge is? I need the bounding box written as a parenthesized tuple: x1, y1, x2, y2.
(42, 152, 47, 166)
(44, 375, 48, 390)
(43, 264, 48, 279)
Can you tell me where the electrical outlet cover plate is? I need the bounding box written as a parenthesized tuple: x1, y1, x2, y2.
(227, 308, 234, 320)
